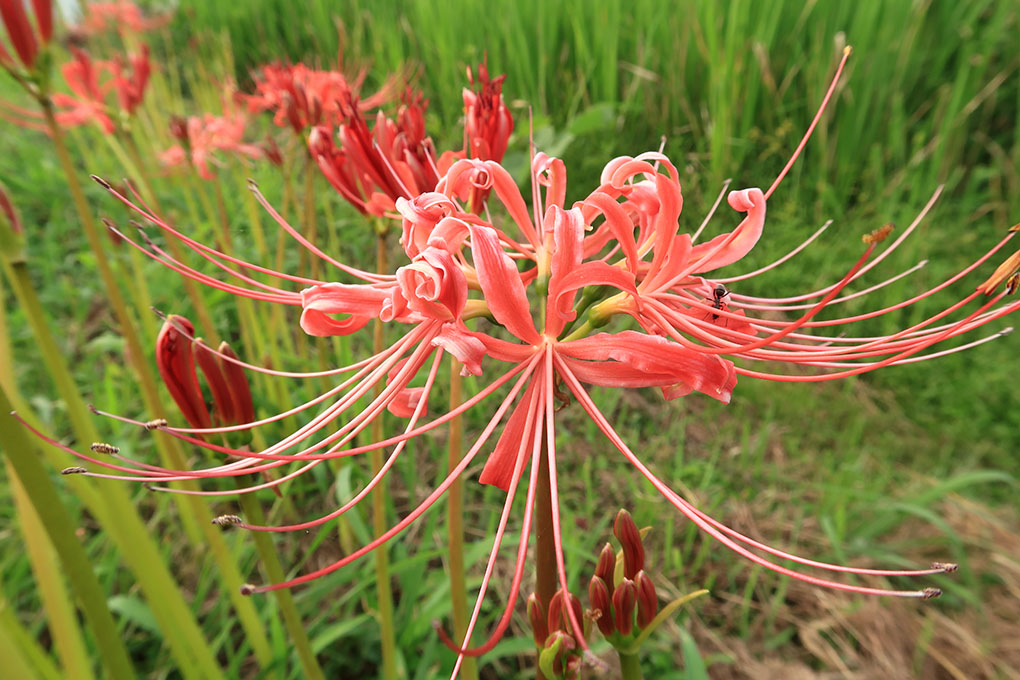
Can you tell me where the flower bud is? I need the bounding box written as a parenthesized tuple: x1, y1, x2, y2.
(526, 592, 547, 646)
(634, 570, 658, 629)
(155, 315, 211, 429)
(546, 588, 583, 637)
(588, 576, 615, 637)
(194, 338, 236, 426)
(594, 542, 616, 596)
(612, 578, 637, 637)
(218, 342, 255, 424)
(613, 509, 644, 578)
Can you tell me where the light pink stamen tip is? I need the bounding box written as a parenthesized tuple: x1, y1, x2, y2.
(932, 562, 958, 573)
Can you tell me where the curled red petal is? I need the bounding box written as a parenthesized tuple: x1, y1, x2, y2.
(688, 188, 766, 273)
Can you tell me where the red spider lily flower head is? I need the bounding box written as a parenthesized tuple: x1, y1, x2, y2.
(44, 46, 151, 133)
(463, 58, 513, 163)
(110, 44, 151, 114)
(71, 1, 170, 38)
(0, 0, 51, 70)
(30, 47, 1020, 675)
(247, 60, 398, 134)
(308, 89, 445, 217)
(160, 111, 264, 180)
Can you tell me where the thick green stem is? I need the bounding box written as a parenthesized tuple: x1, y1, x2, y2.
(0, 387, 135, 680)
(446, 366, 478, 680)
(619, 652, 644, 680)
(534, 450, 557, 680)
(371, 230, 399, 680)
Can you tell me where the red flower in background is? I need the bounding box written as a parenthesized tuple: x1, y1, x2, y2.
(72, 1, 170, 38)
(462, 59, 513, 162)
(308, 61, 514, 216)
(0, 0, 52, 70)
(247, 61, 398, 134)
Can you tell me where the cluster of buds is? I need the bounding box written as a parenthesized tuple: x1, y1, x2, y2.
(155, 315, 254, 429)
(527, 590, 586, 680)
(588, 511, 707, 654)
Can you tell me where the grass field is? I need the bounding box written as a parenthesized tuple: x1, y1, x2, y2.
(1, 1, 1018, 678)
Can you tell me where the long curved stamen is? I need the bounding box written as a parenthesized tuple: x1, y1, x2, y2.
(690, 179, 733, 244)
(440, 360, 547, 669)
(765, 46, 852, 200)
(554, 355, 942, 599)
(715, 219, 833, 283)
(242, 355, 541, 593)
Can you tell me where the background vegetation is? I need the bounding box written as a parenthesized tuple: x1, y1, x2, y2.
(1, 0, 1017, 678)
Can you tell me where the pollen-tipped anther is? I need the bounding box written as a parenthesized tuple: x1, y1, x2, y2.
(862, 222, 894, 245)
(61, 466, 87, 475)
(90, 175, 112, 190)
(240, 584, 257, 596)
(932, 562, 958, 573)
(922, 587, 942, 600)
(212, 514, 242, 527)
(89, 442, 119, 454)
(143, 418, 168, 430)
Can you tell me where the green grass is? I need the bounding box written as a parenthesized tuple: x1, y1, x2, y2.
(1, 1, 1018, 678)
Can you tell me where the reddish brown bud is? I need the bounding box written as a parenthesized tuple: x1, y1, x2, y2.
(594, 542, 616, 596)
(547, 589, 582, 635)
(194, 338, 236, 426)
(613, 509, 644, 578)
(612, 579, 637, 637)
(169, 116, 189, 143)
(156, 316, 211, 429)
(634, 571, 658, 629)
(218, 343, 255, 424)
(588, 576, 615, 636)
(527, 592, 547, 646)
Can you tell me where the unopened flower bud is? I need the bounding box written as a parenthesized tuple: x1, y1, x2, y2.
(634, 570, 658, 629)
(168, 116, 189, 143)
(588, 576, 615, 636)
(194, 338, 237, 426)
(594, 542, 616, 596)
(546, 589, 584, 639)
(218, 342, 255, 424)
(613, 509, 644, 578)
(612, 579, 637, 637)
(538, 630, 578, 680)
(155, 315, 211, 429)
(526, 592, 547, 646)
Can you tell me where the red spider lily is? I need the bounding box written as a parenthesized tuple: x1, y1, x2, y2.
(2, 46, 153, 133)
(22, 48, 1020, 676)
(308, 90, 452, 217)
(247, 61, 398, 134)
(462, 59, 513, 163)
(71, 1, 170, 38)
(309, 62, 512, 217)
(161, 110, 264, 180)
(0, 0, 51, 70)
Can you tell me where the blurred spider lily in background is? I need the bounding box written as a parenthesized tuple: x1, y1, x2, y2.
(69, 1, 170, 39)
(1, 44, 151, 134)
(308, 59, 513, 217)
(20, 47, 1020, 674)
